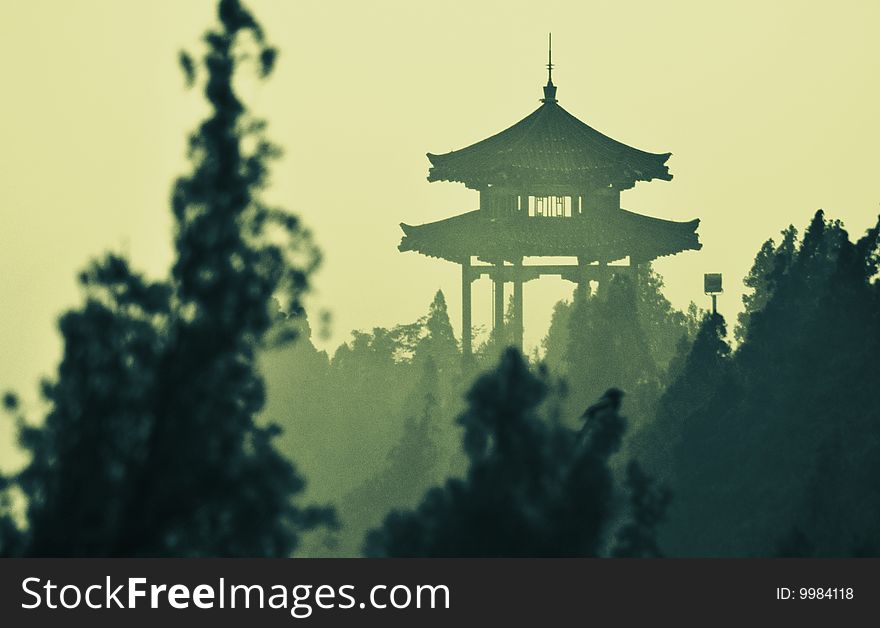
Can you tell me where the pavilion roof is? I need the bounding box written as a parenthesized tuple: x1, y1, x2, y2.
(398, 209, 700, 265)
(427, 100, 672, 190)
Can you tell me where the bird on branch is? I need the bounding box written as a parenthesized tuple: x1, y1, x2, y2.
(581, 388, 624, 423)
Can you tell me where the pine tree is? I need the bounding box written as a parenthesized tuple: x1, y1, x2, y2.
(415, 290, 460, 374)
(735, 226, 797, 344)
(634, 265, 692, 372)
(655, 211, 880, 556)
(627, 312, 732, 485)
(6, 0, 334, 557)
(541, 297, 573, 375)
(611, 461, 672, 557)
(326, 363, 443, 557)
(363, 349, 628, 557)
(565, 273, 657, 417)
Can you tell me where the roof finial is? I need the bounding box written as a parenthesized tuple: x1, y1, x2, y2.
(542, 33, 558, 103)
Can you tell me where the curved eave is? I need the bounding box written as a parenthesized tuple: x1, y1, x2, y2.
(399, 209, 701, 264)
(426, 160, 673, 189)
(425, 102, 673, 188)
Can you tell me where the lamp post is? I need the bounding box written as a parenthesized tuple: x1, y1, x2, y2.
(704, 273, 723, 315)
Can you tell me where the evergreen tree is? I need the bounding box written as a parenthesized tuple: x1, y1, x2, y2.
(632, 312, 732, 482)
(541, 297, 573, 375)
(4, 0, 333, 557)
(0, 393, 23, 555)
(259, 312, 333, 500)
(364, 349, 629, 557)
(735, 226, 797, 344)
(565, 273, 656, 418)
(326, 364, 443, 557)
(414, 290, 460, 375)
(611, 461, 672, 558)
(262, 288, 467, 551)
(656, 211, 880, 556)
(634, 265, 692, 372)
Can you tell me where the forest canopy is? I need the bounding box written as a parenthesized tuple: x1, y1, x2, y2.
(1, 0, 879, 559)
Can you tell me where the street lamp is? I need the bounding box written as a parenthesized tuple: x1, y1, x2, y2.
(704, 273, 722, 315)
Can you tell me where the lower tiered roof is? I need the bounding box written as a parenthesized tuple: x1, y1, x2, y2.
(399, 210, 701, 264)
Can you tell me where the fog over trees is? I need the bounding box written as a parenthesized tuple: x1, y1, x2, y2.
(2, 0, 879, 558)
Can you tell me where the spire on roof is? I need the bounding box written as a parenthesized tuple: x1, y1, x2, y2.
(542, 33, 557, 104)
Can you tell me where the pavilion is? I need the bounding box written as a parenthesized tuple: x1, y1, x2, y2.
(399, 43, 701, 355)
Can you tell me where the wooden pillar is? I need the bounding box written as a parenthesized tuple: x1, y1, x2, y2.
(461, 258, 472, 357)
(512, 259, 524, 350)
(576, 256, 589, 296)
(493, 264, 504, 338)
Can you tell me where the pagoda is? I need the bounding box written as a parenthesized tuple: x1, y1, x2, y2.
(399, 41, 701, 356)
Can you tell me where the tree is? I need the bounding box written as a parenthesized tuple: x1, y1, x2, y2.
(327, 366, 443, 557)
(261, 289, 468, 554)
(4, 0, 333, 557)
(415, 290, 459, 372)
(565, 274, 657, 419)
(541, 298, 572, 375)
(654, 211, 880, 556)
(735, 226, 797, 344)
(633, 265, 693, 373)
(539, 265, 694, 438)
(364, 349, 630, 557)
(631, 312, 732, 483)
(611, 461, 672, 558)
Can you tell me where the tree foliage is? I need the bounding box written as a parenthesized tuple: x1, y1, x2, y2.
(364, 349, 638, 557)
(656, 211, 880, 556)
(1, 0, 332, 557)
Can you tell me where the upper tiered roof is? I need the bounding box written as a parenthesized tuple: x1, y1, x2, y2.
(427, 65, 672, 190)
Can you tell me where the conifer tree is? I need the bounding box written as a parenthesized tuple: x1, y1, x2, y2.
(656, 211, 880, 556)
(364, 349, 629, 557)
(628, 312, 732, 482)
(541, 298, 573, 374)
(735, 226, 797, 344)
(611, 461, 672, 557)
(565, 274, 656, 417)
(415, 290, 460, 374)
(4, 0, 333, 557)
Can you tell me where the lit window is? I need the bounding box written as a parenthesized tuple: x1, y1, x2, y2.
(528, 196, 571, 217)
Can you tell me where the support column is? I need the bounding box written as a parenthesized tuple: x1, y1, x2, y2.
(596, 260, 608, 293)
(493, 264, 504, 338)
(576, 256, 589, 297)
(512, 259, 524, 350)
(461, 258, 472, 358)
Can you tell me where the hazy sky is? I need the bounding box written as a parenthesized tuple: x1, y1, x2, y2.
(2, 0, 880, 465)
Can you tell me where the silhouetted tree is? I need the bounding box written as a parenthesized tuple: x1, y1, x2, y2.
(364, 349, 630, 557)
(541, 297, 572, 375)
(611, 461, 672, 557)
(327, 367, 443, 557)
(262, 289, 468, 554)
(258, 312, 332, 496)
(631, 312, 732, 482)
(656, 210, 880, 556)
(565, 274, 656, 418)
(0, 392, 24, 555)
(415, 290, 459, 371)
(4, 0, 333, 557)
(540, 266, 694, 441)
(735, 226, 797, 344)
(634, 265, 694, 372)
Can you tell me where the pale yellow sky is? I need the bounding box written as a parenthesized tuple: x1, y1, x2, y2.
(2, 0, 880, 466)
